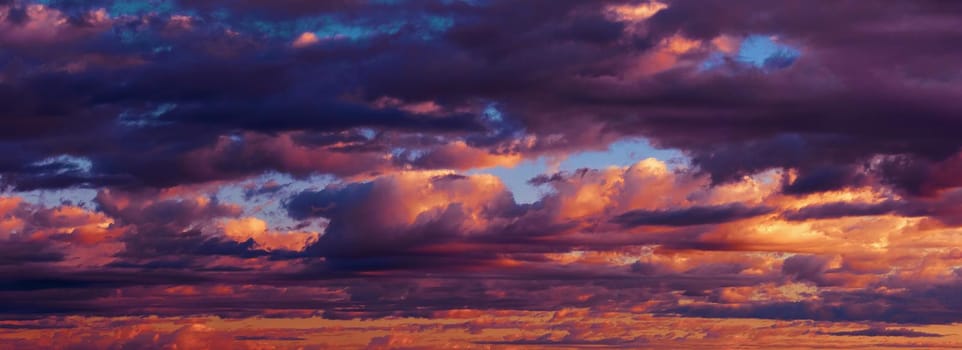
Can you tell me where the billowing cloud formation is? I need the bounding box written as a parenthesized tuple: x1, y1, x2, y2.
(2, 0, 959, 196)
(3, 0, 962, 348)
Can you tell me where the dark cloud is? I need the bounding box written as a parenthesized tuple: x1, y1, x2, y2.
(5, 6, 27, 25)
(475, 333, 649, 347)
(782, 165, 866, 195)
(2, 0, 961, 195)
(781, 191, 962, 225)
(234, 335, 306, 341)
(823, 327, 942, 338)
(782, 201, 904, 221)
(613, 203, 773, 227)
(781, 254, 832, 286)
(0, 241, 65, 265)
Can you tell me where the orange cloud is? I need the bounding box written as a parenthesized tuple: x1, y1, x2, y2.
(222, 217, 318, 251)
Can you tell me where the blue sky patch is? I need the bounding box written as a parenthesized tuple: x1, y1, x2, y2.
(736, 35, 800, 69)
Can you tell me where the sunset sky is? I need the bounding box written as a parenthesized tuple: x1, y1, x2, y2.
(4, 0, 962, 348)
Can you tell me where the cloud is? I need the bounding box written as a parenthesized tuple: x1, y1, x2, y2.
(286, 170, 522, 267)
(613, 203, 773, 227)
(221, 217, 317, 251)
(823, 327, 942, 338)
(5, 0, 962, 347)
(1, 0, 961, 198)
(475, 333, 649, 347)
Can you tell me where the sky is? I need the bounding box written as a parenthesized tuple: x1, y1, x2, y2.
(3, 0, 962, 348)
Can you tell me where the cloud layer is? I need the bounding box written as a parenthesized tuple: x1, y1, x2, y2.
(3, 0, 962, 348)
